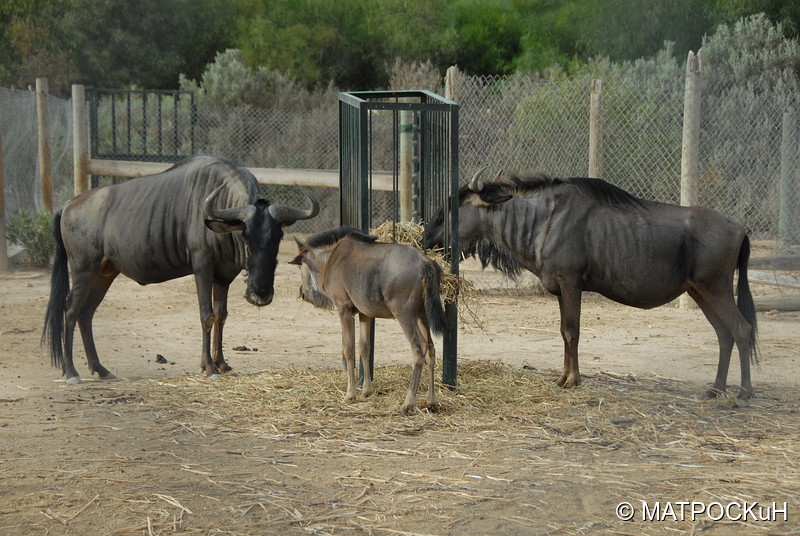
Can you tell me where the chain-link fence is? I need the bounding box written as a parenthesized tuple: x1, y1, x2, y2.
(3, 64, 799, 289)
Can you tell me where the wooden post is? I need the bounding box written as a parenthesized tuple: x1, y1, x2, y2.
(680, 50, 702, 309)
(588, 79, 603, 178)
(399, 110, 413, 220)
(780, 105, 798, 247)
(444, 66, 458, 102)
(72, 84, 90, 195)
(0, 127, 8, 271)
(36, 78, 53, 213)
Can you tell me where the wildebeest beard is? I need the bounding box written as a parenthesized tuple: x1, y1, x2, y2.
(464, 239, 525, 280)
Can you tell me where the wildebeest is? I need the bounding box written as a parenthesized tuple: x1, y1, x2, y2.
(425, 170, 758, 399)
(42, 155, 319, 384)
(290, 226, 446, 413)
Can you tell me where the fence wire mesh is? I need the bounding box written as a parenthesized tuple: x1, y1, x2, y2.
(3, 68, 799, 290)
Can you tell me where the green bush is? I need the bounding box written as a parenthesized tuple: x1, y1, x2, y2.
(6, 209, 55, 267)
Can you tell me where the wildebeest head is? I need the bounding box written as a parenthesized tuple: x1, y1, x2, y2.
(204, 185, 320, 306)
(423, 168, 512, 251)
(288, 238, 334, 310)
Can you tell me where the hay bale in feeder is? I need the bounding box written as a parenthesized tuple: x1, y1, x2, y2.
(370, 220, 482, 327)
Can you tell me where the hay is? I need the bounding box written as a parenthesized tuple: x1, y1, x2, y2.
(140, 362, 800, 533)
(370, 220, 483, 328)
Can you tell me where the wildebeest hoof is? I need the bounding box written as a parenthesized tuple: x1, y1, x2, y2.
(99, 371, 117, 380)
(702, 387, 725, 399)
(207, 373, 221, 380)
(65, 376, 81, 385)
(558, 377, 580, 389)
(399, 403, 416, 414)
(426, 402, 441, 413)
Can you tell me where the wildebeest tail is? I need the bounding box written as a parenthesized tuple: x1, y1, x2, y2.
(736, 234, 759, 363)
(422, 260, 447, 337)
(42, 209, 69, 371)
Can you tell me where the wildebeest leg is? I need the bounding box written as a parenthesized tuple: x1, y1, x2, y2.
(358, 313, 374, 397)
(60, 269, 104, 384)
(397, 316, 427, 414)
(194, 266, 220, 376)
(418, 318, 440, 411)
(692, 289, 753, 399)
(340, 311, 359, 402)
(556, 285, 582, 388)
(77, 271, 119, 379)
(211, 282, 232, 373)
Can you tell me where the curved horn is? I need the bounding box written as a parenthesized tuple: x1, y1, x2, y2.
(268, 186, 321, 225)
(468, 167, 487, 192)
(204, 184, 255, 222)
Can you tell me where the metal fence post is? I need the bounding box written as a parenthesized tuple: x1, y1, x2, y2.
(680, 50, 702, 310)
(780, 105, 798, 247)
(588, 79, 603, 178)
(36, 78, 53, 214)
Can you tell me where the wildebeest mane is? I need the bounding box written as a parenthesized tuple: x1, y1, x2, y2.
(305, 226, 378, 248)
(508, 173, 646, 209)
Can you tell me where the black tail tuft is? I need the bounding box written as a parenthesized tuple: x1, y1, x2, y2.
(423, 261, 447, 337)
(735, 234, 759, 364)
(42, 210, 69, 371)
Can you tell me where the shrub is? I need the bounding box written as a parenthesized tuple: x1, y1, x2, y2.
(6, 209, 55, 267)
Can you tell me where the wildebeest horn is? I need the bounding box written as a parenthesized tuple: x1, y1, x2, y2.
(204, 185, 256, 222)
(468, 167, 487, 192)
(268, 186, 321, 225)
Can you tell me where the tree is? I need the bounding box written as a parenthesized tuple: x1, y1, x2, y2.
(0, 0, 234, 95)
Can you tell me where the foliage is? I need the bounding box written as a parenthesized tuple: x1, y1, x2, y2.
(2, 0, 799, 93)
(6, 209, 54, 267)
(0, 0, 233, 96)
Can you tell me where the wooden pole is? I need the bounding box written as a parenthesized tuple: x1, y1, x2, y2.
(72, 84, 90, 195)
(680, 51, 701, 208)
(444, 66, 458, 102)
(680, 50, 702, 309)
(36, 77, 53, 213)
(399, 110, 413, 220)
(779, 105, 798, 247)
(0, 127, 8, 271)
(588, 79, 603, 178)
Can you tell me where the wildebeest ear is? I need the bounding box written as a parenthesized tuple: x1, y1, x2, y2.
(205, 219, 245, 234)
(293, 236, 305, 249)
(288, 254, 303, 266)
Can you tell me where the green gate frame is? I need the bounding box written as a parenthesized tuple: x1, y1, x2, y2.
(338, 90, 460, 387)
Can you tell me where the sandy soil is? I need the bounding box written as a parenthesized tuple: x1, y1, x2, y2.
(1, 235, 799, 535)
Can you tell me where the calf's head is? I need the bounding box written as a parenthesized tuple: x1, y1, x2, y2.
(204, 185, 320, 306)
(289, 240, 334, 310)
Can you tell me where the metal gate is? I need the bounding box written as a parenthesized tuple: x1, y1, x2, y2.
(88, 88, 196, 163)
(338, 90, 460, 386)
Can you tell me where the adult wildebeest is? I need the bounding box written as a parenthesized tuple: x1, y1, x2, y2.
(42, 155, 319, 384)
(290, 226, 446, 413)
(425, 170, 758, 399)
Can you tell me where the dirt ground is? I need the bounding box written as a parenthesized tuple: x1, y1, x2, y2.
(1, 235, 799, 535)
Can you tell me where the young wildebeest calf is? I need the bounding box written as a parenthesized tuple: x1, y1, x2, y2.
(290, 226, 446, 413)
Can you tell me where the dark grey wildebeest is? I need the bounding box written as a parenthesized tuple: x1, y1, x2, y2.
(425, 170, 758, 399)
(290, 226, 446, 413)
(43, 155, 319, 384)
